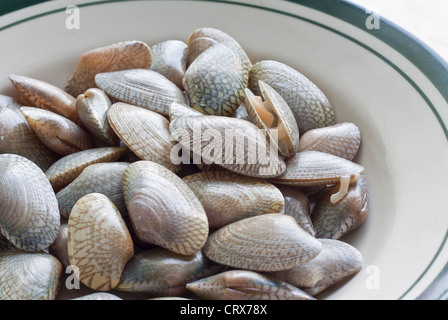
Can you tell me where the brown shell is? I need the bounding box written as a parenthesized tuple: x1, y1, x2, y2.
(122, 161, 209, 255)
(107, 102, 181, 173)
(65, 40, 152, 97)
(67, 193, 134, 291)
(45, 146, 127, 192)
(0, 154, 60, 252)
(182, 171, 284, 229)
(202, 213, 321, 272)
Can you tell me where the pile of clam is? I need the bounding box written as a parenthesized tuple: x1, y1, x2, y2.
(0, 28, 368, 300)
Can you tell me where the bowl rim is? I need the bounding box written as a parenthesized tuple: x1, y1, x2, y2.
(0, 0, 447, 300)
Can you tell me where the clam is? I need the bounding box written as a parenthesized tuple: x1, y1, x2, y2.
(0, 154, 60, 252)
(95, 69, 188, 116)
(183, 42, 251, 116)
(298, 122, 361, 161)
(186, 27, 251, 67)
(276, 185, 315, 236)
(122, 161, 209, 255)
(186, 270, 315, 300)
(245, 80, 300, 157)
(56, 162, 130, 218)
(312, 174, 368, 239)
(45, 146, 127, 192)
(169, 115, 286, 178)
(182, 171, 284, 229)
(107, 102, 181, 173)
(9, 74, 80, 124)
(67, 193, 134, 291)
(75, 88, 119, 146)
(150, 40, 188, 90)
(271, 151, 364, 204)
(202, 213, 321, 272)
(20, 106, 94, 156)
(249, 60, 334, 133)
(65, 40, 152, 97)
(117, 248, 224, 296)
(269, 239, 363, 296)
(0, 95, 57, 171)
(72, 293, 123, 300)
(0, 251, 62, 300)
(49, 223, 70, 268)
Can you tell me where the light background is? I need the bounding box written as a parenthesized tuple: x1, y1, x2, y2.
(348, 0, 448, 62)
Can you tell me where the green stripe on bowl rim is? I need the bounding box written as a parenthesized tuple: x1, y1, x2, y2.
(0, 0, 447, 299)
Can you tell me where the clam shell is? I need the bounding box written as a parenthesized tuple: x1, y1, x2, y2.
(150, 40, 188, 90)
(186, 270, 315, 300)
(95, 69, 188, 116)
(75, 88, 119, 146)
(245, 80, 300, 157)
(65, 40, 152, 97)
(56, 162, 130, 218)
(20, 106, 94, 156)
(45, 146, 127, 192)
(312, 174, 368, 239)
(9, 74, 79, 124)
(0, 251, 62, 300)
(117, 247, 224, 296)
(249, 60, 334, 133)
(298, 122, 361, 161)
(183, 42, 250, 116)
(276, 185, 315, 236)
(169, 101, 203, 121)
(0, 95, 57, 171)
(67, 193, 134, 291)
(0, 154, 60, 252)
(271, 151, 364, 187)
(169, 115, 286, 178)
(269, 239, 363, 296)
(186, 27, 251, 67)
(122, 161, 209, 255)
(182, 171, 284, 229)
(202, 213, 321, 272)
(108, 102, 181, 173)
(49, 223, 70, 268)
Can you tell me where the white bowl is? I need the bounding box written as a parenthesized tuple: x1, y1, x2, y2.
(1, 0, 447, 300)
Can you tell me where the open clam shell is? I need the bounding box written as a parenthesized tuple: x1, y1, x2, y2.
(245, 80, 300, 157)
(186, 269, 315, 300)
(183, 42, 250, 116)
(150, 40, 188, 90)
(169, 115, 286, 178)
(56, 162, 130, 218)
(75, 88, 119, 146)
(9, 74, 80, 125)
(0, 251, 62, 300)
(312, 174, 368, 239)
(0, 95, 57, 171)
(298, 122, 361, 161)
(108, 102, 181, 173)
(269, 239, 363, 296)
(65, 40, 152, 97)
(122, 161, 209, 255)
(202, 213, 321, 272)
(95, 69, 188, 116)
(271, 150, 364, 204)
(249, 60, 334, 133)
(67, 193, 134, 291)
(45, 146, 127, 192)
(0, 154, 60, 252)
(117, 247, 224, 296)
(20, 106, 94, 156)
(182, 171, 284, 229)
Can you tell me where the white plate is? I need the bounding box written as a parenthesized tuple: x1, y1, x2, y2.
(1, 0, 447, 300)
